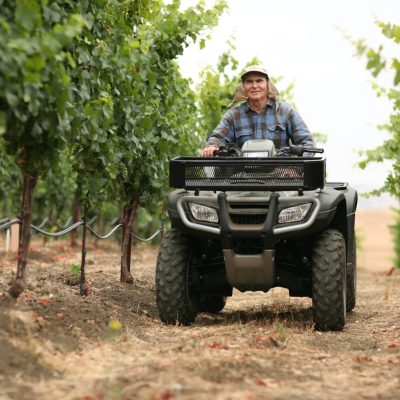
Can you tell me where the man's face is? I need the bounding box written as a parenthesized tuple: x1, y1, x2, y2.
(243, 72, 268, 102)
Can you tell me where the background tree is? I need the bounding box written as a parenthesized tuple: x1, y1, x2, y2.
(0, 0, 228, 296)
(0, 1, 85, 298)
(354, 21, 400, 268)
(106, 0, 226, 283)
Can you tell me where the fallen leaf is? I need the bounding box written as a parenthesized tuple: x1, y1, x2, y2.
(254, 335, 274, 343)
(208, 342, 230, 350)
(82, 394, 104, 400)
(254, 378, 280, 388)
(108, 319, 122, 331)
(353, 355, 373, 362)
(226, 391, 256, 400)
(157, 361, 175, 369)
(253, 345, 268, 350)
(37, 297, 50, 304)
(388, 341, 400, 349)
(252, 335, 279, 348)
(255, 377, 267, 386)
(151, 390, 174, 400)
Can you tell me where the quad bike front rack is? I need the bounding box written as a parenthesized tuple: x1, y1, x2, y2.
(169, 156, 326, 192)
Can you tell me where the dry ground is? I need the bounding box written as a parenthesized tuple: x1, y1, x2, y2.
(0, 209, 399, 400)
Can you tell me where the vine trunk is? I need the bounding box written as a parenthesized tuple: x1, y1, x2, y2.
(120, 200, 139, 284)
(9, 173, 38, 299)
(80, 206, 89, 296)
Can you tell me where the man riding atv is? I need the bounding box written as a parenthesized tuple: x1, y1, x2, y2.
(201, 64, 314, 157)
(156, 64, 357, 332)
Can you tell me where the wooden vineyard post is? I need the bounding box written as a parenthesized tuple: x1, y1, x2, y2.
(5, 218, 20, 254)
(10, 219, 20, 253)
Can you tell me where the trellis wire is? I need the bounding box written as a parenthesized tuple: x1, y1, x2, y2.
(0, 218, 162, 242)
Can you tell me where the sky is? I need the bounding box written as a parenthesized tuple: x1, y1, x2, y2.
(177, 0, 399, 208)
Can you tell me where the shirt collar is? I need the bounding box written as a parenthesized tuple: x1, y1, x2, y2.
(245, 98, 275, 113)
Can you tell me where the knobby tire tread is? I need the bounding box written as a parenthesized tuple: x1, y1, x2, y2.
(346, 236, 357, 312)
(312, 229, 346, 331)
(156, 229, 198, 325)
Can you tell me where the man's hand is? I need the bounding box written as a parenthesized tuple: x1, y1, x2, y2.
(201, 145, 219, 157)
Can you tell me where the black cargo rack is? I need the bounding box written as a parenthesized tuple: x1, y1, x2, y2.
(170, 157, 326, 191)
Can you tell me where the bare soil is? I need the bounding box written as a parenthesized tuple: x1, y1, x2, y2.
(0, 209, 399, 400)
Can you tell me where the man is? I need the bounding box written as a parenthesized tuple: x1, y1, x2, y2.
(201, 65, 314, 156)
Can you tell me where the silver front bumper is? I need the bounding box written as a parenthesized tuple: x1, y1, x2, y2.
(176, 193, 321, 236)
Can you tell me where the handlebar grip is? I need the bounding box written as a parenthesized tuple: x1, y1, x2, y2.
(309, 148, 324, 153)
(289, 145, 304, 156)
(289, 145, 325, 155)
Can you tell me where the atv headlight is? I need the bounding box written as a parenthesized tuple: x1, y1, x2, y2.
(189, 203, 219, 223)
(278, 204, 311, 224)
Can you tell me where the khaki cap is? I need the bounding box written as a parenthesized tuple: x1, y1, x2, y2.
(240, 64, 269, 80)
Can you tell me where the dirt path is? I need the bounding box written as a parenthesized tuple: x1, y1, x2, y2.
(0, 210, 399, 400)
(356, 209, 395, 273)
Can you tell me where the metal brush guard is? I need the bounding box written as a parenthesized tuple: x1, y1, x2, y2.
(169, 156, 325, 192)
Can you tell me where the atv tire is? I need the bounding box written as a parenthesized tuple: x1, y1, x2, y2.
(156, 229, 199, 325)
(200, 296, 227, 314)
(346, 236, 357, 312)
(312, 229, 346, 331)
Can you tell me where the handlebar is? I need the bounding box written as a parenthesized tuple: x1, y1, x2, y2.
(213, 144, 242, 157)
(276, 145, 324, 157)
(210, 144, 324, 158)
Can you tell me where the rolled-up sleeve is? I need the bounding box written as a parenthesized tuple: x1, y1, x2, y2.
(206, 109, 235, 148)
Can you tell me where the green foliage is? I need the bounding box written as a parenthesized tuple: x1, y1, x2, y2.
(354, 20, 400, 267)
(274, 322, 288, 343)
(134, 206, 167, 244)
(70, 263, 80, 276)
(62, 0, 227, 210)
(0, 0, 227, 222)
(389, 208, 400, 268)
(0, 138, 21, 216)
(112, 1, 227, 208)
(0, 0, 85, 174)
(196, 42, 241, 138)
(33, 149, 76, 225)
(354, 21, 400, 199)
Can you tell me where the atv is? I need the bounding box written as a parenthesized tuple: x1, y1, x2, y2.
(156, 139, 357, 331)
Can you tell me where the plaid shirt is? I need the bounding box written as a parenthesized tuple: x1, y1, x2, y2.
(206, 99, 314, 149)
